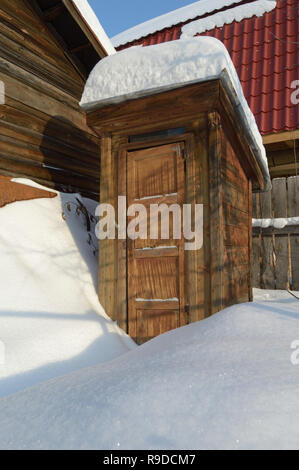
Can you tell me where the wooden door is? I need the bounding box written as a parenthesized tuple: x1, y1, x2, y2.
(127, 142, 186, 344)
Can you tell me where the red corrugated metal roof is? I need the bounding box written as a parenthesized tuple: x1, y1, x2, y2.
(117, 0, 299, 136)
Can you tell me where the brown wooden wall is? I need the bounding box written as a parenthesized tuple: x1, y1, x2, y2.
(220, 131, 252, 308)
(0, 0, 100, 199)
(209, 120, 252, 313)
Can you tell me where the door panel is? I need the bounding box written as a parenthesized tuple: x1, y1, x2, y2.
(127, 142, 185, 344)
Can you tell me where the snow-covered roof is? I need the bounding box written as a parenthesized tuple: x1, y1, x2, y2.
(181, 0, 277, 39)
(71, 0, 116, 55)
(80, 36, 270, 190)
(111, 0, 276, 48)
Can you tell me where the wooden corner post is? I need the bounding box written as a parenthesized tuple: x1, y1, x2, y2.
(208, 112, 224, 314)
(98, 135, 117, 320)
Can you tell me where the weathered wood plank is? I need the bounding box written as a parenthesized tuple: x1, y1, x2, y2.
(288, 176, 299, 290)
(98, 136, 116, 319)
(260, 190, 275, 289)
(248, 180, 253, 300)
(252, 193, 261, 288)
(209, 112, 224, 313)
(117, 141, 128, 332)
(0, 121, 100, 168)
(273, 178, 289, 289)
(88, 80, 220, 132)
(0, 151, 99, 194)
(2, 98, 100, 146)
(193, 122, 211, 320)
(0, 133, 99, 178)
(0, 31, 83, 98)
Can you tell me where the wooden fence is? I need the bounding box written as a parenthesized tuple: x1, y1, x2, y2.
(252, 176, 299, 290)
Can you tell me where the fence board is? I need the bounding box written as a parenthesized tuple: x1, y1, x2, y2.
(259, 190, 275, 289)
(252, 193, 260, 287)
(288, 176, 299, 290)
(273, 178, 289, 289)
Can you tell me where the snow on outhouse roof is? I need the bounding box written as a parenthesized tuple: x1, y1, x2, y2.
(80, 36, 270, 189)
(111, 0, 276, 48)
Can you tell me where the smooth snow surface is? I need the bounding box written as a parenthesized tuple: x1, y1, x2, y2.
(0, 183, 134, 398)
(181, 1, 276, 38)
(0, 289, 298, 449)
(112, 0, 246, 47)
(80, 37, 270, 189)
(72, 0, 116, 55)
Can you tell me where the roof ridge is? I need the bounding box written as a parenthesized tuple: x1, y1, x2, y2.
(112, 0, 258, 47)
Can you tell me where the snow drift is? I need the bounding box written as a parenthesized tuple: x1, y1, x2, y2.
(0, 289, 298, 449)
(0, 181, 135, 398)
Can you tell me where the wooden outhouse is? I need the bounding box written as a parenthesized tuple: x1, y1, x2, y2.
(86, 75, 268, 344)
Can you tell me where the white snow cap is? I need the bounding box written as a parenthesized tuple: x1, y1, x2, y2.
(80, 36, 270, 189)
(181, 1, 277, 39)
(71, 0, 116, 55)
(111, 0, 276, 47)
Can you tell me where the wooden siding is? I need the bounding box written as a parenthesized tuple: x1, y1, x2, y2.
(0, 0, 101, 199)
(212, 118, 252, 312)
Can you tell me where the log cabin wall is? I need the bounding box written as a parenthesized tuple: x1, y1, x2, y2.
(0, 0, 101, 200)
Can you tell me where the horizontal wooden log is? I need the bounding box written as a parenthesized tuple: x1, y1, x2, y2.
(0, 167, 98, 200)
(0, 122, 100, 169)
(0, 152, 100, 194)
(0, 133, 100, 179)
(0, 4, 81, 81)
(2, 97, 100, 148)
(0, 31, 82, 98)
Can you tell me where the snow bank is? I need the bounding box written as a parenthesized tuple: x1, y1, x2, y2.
(112, 0, 246, 47)
(80, 37, 270, 189)
(71, 0, 115, 55)
(181, 1, 276, 38)
(253, 217, 299, 229)
(0, 288, 298, 449)
(0, 182, 135, 398)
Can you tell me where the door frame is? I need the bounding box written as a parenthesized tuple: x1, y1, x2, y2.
(116, 132, 199, 334)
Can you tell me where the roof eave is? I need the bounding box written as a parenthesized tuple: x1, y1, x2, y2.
(63, 0, 115, 58)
